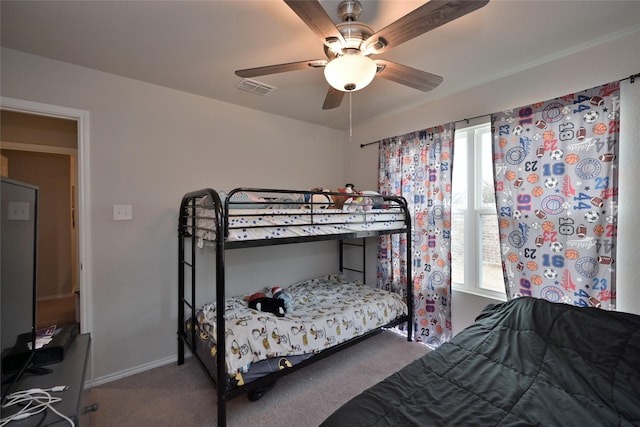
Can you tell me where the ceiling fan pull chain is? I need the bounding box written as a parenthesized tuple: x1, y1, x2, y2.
(349, 92, 353, 142)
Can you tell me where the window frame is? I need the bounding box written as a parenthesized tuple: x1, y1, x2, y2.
(451, 123, 507, 301)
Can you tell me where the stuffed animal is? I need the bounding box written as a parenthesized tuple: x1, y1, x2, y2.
(244, 292, 266, 303)
(306, 188, 333, 209)
(334, 183, 363, 210)
(248, 297, 286, 317)
(344, 195, 373, 211)
(361, 190, 385, 209)
(272, 286, 293, 311)
(331, 185, 349, 210)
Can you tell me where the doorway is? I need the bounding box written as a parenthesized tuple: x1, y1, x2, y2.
(0, 99, 91, 336)
(1, 146, 77, 327)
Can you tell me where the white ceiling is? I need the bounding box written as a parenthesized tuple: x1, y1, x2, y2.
(2, 1, 639, 130)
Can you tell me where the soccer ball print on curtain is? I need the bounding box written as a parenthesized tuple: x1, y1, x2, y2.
(492, 82, 619, 309)
(378, 123, 455, 346)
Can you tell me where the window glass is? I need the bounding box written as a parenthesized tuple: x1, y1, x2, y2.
(452, 124, 505, 299)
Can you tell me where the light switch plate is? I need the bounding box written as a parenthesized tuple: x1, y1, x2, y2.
(113, 204, 133, 221)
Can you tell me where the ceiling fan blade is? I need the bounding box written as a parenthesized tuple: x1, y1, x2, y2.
(235, 60, 326, 78)
(375, 60, 443, 92)
(284, 0, 345, 47)
(322, 88, 345, 110)
(365, 0, 489, 54)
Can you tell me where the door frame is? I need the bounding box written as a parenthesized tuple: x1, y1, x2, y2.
(1, 97, 92, 337)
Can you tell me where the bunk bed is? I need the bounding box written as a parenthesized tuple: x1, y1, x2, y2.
(177, 188, 413, 426)
(321, 297, 640, 426)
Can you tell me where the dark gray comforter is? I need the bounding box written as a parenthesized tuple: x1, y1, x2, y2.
(321, 297, 640, 426)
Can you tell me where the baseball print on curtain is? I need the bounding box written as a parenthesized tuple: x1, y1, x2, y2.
(492, 82, 619, 309)
(377, 123, 455, 346)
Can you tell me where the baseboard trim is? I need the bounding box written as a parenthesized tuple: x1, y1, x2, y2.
(37, 293, 75, 302)
(87, 353, 191, 388)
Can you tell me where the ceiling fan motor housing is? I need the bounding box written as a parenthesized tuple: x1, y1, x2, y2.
(330, 1, 374, 55)
(337, 0, 362, 22)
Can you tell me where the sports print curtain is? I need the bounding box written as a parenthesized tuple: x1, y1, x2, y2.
(377, 123, 455, 346)
(492, 82, 619, 309)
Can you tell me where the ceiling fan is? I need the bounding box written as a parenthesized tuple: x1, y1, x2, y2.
(235, 0, 489, 110)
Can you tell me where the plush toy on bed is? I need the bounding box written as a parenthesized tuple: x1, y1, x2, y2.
(248, 297, 287, 317)
(244, 292, 266, 303)
(334, 183, 375, 211)
(305, 188, 334, 209)
(332, 183, 357, 210)
(272, 286, 293, 312)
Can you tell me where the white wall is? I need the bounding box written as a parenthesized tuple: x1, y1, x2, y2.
(345, 28, 640, 332)
(1, 48, 346, 382)
(617, 79, 640, 315)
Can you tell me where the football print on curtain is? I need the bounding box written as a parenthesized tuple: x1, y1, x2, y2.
(492, 82, 619, 309)
(378, 123, 455, 346)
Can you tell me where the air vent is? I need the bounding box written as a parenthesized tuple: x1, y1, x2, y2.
(236, 78, 277, 96)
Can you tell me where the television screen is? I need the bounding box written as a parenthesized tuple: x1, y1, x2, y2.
(1, 177, 38, 402)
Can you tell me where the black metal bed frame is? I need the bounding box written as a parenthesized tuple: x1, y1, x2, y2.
(177, 187, 412, 426)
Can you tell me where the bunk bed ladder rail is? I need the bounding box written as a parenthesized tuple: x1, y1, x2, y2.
(177, 194, 196, 365)
(214, 194, 228, 427)
(177, 189, 228, 426)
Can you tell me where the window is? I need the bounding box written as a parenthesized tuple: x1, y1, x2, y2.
(451, 123, 506, 299)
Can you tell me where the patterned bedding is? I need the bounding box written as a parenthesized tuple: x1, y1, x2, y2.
(193, 274, 407, 376)
(195, 207, 406, 245)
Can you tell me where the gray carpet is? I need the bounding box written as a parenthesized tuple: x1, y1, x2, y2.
(90, 330, 430, 426)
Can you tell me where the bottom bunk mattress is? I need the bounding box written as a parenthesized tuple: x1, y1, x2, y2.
(321, 297, 640, 426)
(188, 274, 408, 385)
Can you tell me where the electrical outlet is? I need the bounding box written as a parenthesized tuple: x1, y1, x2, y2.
(113, 204, 133, 221)
(8, 201, 30, 221)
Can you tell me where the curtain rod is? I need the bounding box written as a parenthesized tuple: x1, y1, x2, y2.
(359, 114, 490, 148)
(621, 72, 639, 84)
(360, 72, 639, 149)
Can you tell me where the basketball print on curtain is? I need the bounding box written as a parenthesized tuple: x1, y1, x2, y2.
(492, 82, 619, 309)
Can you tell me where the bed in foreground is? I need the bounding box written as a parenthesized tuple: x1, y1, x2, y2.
(321, 297, 640, 426)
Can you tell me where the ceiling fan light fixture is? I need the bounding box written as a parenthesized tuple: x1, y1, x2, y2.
(324, 54, 376, 92)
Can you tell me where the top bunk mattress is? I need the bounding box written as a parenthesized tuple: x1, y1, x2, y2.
(179, 188, 409, 246)
(196, 207, 407, 244)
